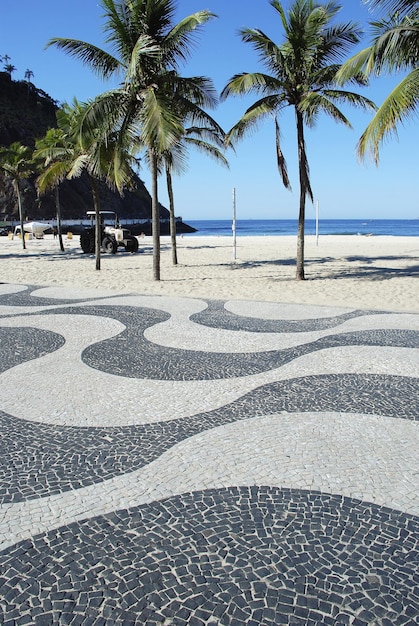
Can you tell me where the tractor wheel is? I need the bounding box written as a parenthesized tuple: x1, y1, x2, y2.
(102, 236, 117, 254)
(125, 236, 139, 253)
(80, 231, 94, 253)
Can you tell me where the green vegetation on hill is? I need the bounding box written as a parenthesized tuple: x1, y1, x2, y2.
(0, 72, 58, 147)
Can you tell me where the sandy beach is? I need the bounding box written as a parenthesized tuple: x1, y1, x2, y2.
(1, 232, 418, 312)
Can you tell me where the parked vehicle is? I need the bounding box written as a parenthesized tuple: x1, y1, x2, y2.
(80, 211, 139, 254)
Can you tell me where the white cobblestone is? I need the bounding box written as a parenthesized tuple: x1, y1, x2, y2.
(1, 411, 417, 550)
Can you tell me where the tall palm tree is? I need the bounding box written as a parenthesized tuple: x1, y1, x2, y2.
(221, 0, 376, 280)
(154, 78, 228, 265)
(35, 127, 67, 252)
(35, 101, 104, 267)
(0, 142, 34, 249)
(47, 0, 216, 281)
(163, 120, 229, 265)
(24, 69, 34, 82)
(337, 0, 419, 162)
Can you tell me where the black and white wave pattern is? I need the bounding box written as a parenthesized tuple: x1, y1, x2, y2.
(0, 283, 417, 625)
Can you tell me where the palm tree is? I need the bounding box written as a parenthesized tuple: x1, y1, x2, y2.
(0, 142, 34, 249)
(47, 0, 216, 281)
(36, 99, 136, 268)
(35, 102, 103, 262)
(163, 120, 229, 265)
(221, 0, 376, 280)
(153, 76, 228, 264)
(4, 63, 17, 75)
(35, 127, 68, 252)
(24, 69, 34, 82)
(337, 0, 419, 162)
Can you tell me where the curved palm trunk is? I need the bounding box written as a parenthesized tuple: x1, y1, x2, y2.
(296, 110, 306, 281)
(15, 181, 26, 250)
(55, 187, 65, 253)
(166, 166, 178, 266)
(150, 149, 160, 281)
(89, 175, 102, 271)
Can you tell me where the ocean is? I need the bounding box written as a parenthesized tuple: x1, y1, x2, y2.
(184, 219, 419, 238)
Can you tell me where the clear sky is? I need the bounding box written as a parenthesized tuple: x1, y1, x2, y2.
(1, 0, 418, 221)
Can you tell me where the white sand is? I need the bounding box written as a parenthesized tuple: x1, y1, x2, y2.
(1, 233, 418, 312)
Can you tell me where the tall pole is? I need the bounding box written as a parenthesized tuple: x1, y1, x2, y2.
(232, 187, 237, 261)
(315, 199, 319, 246)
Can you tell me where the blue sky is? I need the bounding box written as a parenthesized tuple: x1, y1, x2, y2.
(1, 0, 418, 220)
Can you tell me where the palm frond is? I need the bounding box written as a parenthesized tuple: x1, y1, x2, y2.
(163, 11, 216, 68)
(82, 89, 131, 137)
(46, 38, 121, 79)
(162, 141, 189, 176)
(125, 34, 162, 83)
(34, 141, 70, 165)
(316, 63, 370, 88)
(37, 160, 69, 192)
(364, 0, 417, 16)
(184, 137, 229, 168)
(322, 89, 377, 112)
(185, 124, 226, 147)
(317, 21, 363, 64)
(358, 67, 419, 162)
(221, 72, 282, 100)
(101, 0, 144, 62)
(300, 143, 314, 203)
(275, 117, 291, 190)
(171, 74, 219, 110)
(338, 11, 419, 82)
(335, 46, 379, 83)
(67, 154, 90, 179)
(369, 15, 419, 72)
(140, 87, 184, 154)
(239, 27, 284, 73)
(225, 108, 267, 146)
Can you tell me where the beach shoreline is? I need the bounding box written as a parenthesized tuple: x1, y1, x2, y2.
(1, 233, 418, 312)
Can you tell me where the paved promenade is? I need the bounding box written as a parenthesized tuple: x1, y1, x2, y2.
(0, 283, 418, 625)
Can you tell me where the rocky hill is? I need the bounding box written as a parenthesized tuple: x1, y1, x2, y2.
(0, 72, 194, 234)
(0, 71, 58, 146)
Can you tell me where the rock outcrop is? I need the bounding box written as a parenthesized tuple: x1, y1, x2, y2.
(0, 73, 195, 234)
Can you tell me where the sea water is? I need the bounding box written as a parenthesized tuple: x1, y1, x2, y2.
(184, 219, 419, 237)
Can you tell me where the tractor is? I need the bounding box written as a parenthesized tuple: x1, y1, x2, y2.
(80, 211, 139, 254)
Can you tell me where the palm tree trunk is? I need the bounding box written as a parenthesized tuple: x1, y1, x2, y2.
(150, 149, 161, 281)
(15, 181, 26, 250)
(166, 166, 178, 265)
(296, 110, 306, 281)
(55, 187, 65, 253)
(89, 175, 101, 271)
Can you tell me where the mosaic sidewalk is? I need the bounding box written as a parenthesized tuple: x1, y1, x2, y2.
(0, 283, 418, 625)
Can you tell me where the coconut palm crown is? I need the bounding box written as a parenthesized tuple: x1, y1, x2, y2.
(337, 0, 419, 162)
(36, 99, 138, 269)
(221, 0, 376, 280)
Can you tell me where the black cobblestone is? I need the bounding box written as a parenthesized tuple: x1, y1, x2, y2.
(0, 487, 417, 625)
